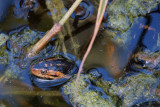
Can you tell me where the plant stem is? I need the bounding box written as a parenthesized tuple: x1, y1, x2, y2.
(74, 0, 109, 106)
(28, 23, 62, 57)
(59, 0, 82, 25)
(28, 0, 82, 57)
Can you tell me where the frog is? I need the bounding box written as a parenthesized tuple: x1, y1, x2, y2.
(31, 57, 77, 79)
(132, 49, 160, 74)
(30, 55, 79, 88)
(134, 50, 160, 67)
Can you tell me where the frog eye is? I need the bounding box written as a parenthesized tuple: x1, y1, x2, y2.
(41, 69, 47, 74)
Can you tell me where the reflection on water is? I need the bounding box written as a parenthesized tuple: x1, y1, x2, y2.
(0, 0, 160, 106)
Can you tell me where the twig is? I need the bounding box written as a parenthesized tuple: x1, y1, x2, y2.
(28, 0, 83, 57)
(28, 23, 62, 57)
(59, 0, 82, 25)
(74, 0, 108, 106)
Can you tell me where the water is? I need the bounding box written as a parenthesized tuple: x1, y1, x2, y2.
(0, 0, 160, 106)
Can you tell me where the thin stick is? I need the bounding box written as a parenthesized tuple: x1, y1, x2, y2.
(59, 0, 83, 25)
(28, 23, 62, 57)
(74, 0, 108, 106)
(28, 0, 83, 57)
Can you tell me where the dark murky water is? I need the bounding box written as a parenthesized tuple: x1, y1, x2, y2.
(0, 0, 160, 106)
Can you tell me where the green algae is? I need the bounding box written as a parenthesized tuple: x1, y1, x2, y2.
(63, 73, 160, 107)
(63, 74, 117, 107)
(107, 14, 132, 31)
(125, 0, 159, 16)
(0, 41, 8, 70)
(0, 45, 8, 65)
(111, 16, 145, 48)
(1, 69, 18, 82)
(97, 74, 160, 107)
(106, 0, 160, 31)
(0, 63, 22, 83)
(10, 28, 43, 46)
(10, 27, 44, 56)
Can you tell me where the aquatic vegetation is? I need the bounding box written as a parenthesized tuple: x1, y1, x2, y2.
(62, 73, 160, 107)
(9, 27, 44, 57)
(28, 0, 76, 57)
(105, 0, 160, 31)
(107, 13, 132, 31)
(62, 74, 117, 107)
(0, 69, 18, 82)
(109, 74, 160, 106)
(125, 0, 159, 16)
(72, 1, 109, 106)
(0, 45, 8, 67)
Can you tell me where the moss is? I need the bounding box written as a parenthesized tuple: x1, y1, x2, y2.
(106, 0, 160, 31)
(10, 27, 44, 56)
(91, 78, 111, 94)
(3, 69, 18, 81)
(62, 74, 116, 107)
(95, 73, 160, 106)
(0, 65, 21, 83)
(0, 45, 8, 65)
(109, 74, 159, 106)
(10, 27, 44, 46)
(63, 73, 160, 107)
(107, 14, 132, 31)
(125, 0, 159, 16)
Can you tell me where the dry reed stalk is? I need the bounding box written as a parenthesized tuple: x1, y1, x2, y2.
(28, 0, 83, 57)
(74, 0, 109, 106)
